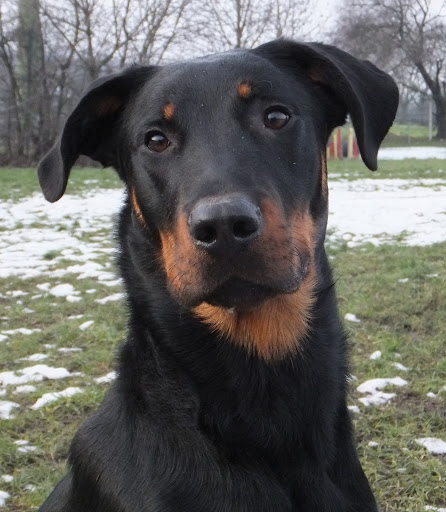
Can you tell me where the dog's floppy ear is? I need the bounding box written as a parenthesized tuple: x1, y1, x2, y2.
(38, 66, 157, 202)
(253, 40, 399, 171)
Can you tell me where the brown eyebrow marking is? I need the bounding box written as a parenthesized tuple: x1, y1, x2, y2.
(163, 102, 175, 120)
(238, 82, 252, 99)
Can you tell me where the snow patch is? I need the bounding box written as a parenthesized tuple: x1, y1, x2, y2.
(79, 320, 94, 331)
(94, 371, 117, 384)
(328, 178, 446, 246)
(18, 353, 48, 362)
(95, 293, 124, 304)
(31, 387, 84, 410)
(0, 364, 79, 387)
(416, 438, 446, 455)
(2, 328, 41, 336)
(0, 401, 20, 419)
(14, 385, 37, 394)
(378, 146, 446, 159)
(344, 313, 361, 323)
(357, 377, 408, 407)
(0, 491, 10, 507)
(392, 362, 410, 372)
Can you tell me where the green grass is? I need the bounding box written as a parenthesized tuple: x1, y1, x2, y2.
(0, 164, 445, 511)
(336, 122, 446, 147)
(0, 167, 122, 201)
(331, 242, 446, 511)
(383, 123, 446, 147)
(327, 158, 446, 181)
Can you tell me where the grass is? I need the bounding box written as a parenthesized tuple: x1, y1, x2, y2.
(336, 122, 446, 148)
(383, 123, 446, 147)
(327, 158, 446, 180)
(331, 242, 446, 511)
(0, 164, 445, 511)
(0, 167, 121, 201)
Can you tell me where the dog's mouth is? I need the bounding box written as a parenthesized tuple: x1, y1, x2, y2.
(203, 278, 277, 311)
(194, 255, 310, 311)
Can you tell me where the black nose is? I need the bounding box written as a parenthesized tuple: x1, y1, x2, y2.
(189, 195, 262, 256)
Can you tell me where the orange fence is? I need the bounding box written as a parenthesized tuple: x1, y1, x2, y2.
(327, 128, 359, 160)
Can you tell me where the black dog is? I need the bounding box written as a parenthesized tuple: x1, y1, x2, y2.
(38, 39, 398, 511)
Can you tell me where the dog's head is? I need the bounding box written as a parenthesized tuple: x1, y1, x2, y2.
(38, 40, 398, 358)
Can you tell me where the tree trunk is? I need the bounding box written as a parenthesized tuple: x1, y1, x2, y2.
(17, 0, 45, 163)
(434, 96, 446, 140)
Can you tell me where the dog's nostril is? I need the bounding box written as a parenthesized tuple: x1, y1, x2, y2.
(233, 217, 259, 239)
(195, 223, 218, 244)
(189, 196, 262, 252)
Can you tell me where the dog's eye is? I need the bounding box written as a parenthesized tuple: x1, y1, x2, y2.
(264, 108, 290, 130)
(145, 131, 170, 152)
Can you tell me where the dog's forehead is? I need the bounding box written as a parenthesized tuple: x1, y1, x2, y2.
(136, 51, 302, 110)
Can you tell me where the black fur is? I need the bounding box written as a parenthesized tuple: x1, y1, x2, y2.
(37, 39, 399, 511)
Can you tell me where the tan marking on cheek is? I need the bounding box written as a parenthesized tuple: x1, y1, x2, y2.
(131, 187, 146, 225)
(321, 151, 328, 199)
(238, 82, 252, 99)
(193, 264, 316, 361)
(163, 102, 175, 120)
(159, 214, 203, 298)
(291, 210, 317, 256)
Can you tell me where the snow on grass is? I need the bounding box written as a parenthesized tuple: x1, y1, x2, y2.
(49, 284, 77, 297)
(66, 295, 83, 303)
(79, 320, 94, 330)
(1, 475, 13, 483)
(415, 438, 446, 455)
(0, 365, 81, 388)
(0, 490, 10, 507)
(392, 362, 410, 372)
(1, 328, 41, 336)
(13, 385, 37, 394)
(426, 506, 446, 511)
(357, 377, 408, 394)
(328, 178, 446, 247)
(18, 353, 48, 362)
(1, 177, 445, 280)
(344, 313, 361, 323)
(30, 387, 84, 410)
(0, 401, 20, 419)
(14, 440, 38, 453)
(378, 146, 446, 159)
(357, 377, 408, 407)
(369, 350, 382, 360)
(94, 371, 117, 384)
(0, 190, 123, 280)
(95, 293, 125, 304)
(358, 392, 398, 407)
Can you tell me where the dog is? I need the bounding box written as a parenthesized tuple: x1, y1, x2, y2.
(37, 39, 398, 511)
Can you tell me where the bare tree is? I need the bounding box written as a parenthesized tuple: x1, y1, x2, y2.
(0, 0, 191, 165)
(333, 0, 446, 139)
(198, 0, 314, 53)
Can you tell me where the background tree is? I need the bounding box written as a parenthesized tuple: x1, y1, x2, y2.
(332, 0, 446, 139)
(0, 0, 190, 165)
(197, 0, 315, 53)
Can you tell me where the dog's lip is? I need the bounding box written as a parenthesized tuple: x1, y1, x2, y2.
(203, 278, 276, 311)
